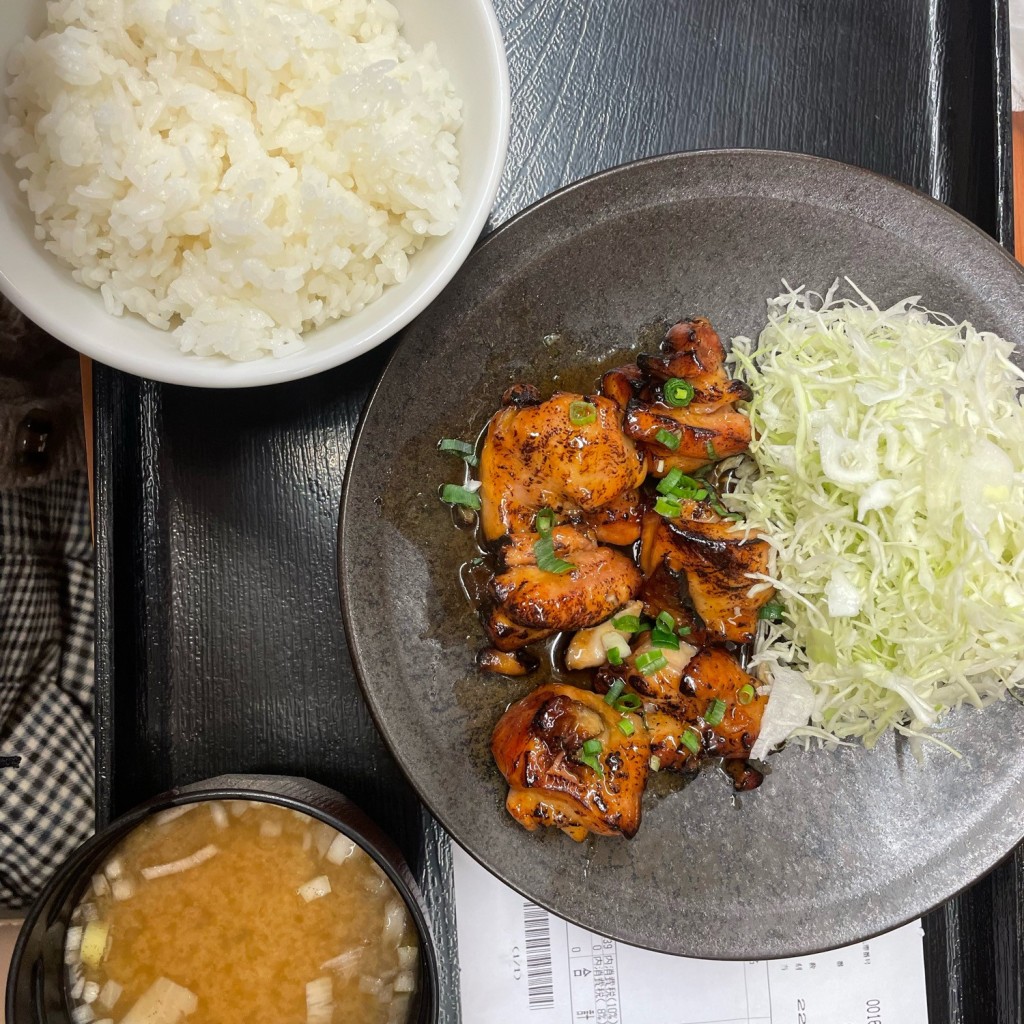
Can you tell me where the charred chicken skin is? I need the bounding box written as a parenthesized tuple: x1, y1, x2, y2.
(602, 318, 753, 477)
(639, 509, 774, 644)
(491, 683, 650, 841)
(478, 387, 647, 544)
(484, 525, 643, 652)
(640, 317, 753, 409)
(596, 641, 767, 766)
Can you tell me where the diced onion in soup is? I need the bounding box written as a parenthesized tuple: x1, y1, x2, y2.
(359, 976, 384, 997)
(208, 803, 229, 830)
(82, 981, 100, 1004)
(394, 972, 416, 993)
(70, 1005, 94, 1024)
(119, 977, 198, 1024)
(397, 946, 417, 971)
(297, 876, 332, 903)
(111, 878, 135, 902)
(259, 819, 283, 839)
(98, 979, 122, 1010)
(320, 949, 362, 976)
(65, 926, 83, 954)
(313, 823, 337, 857)
(305, 977, 333, 1024)
(325, 834, 356, 865)
(382, 901, 407, 946)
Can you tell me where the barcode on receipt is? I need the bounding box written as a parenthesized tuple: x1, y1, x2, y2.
(522, 902, 555, 1010)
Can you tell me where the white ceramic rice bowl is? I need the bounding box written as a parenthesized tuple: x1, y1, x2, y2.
(0, 0, 509, 387)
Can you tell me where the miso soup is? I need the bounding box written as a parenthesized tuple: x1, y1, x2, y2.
(64, 801, 420, 1024)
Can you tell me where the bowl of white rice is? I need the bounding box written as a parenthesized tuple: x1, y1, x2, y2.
(0, 0, 509, 387)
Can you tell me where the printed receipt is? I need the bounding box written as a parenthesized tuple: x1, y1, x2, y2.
(453, 845, 929, 1024)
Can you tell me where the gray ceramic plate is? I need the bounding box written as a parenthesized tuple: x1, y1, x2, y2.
(340, 150, 1024, 959)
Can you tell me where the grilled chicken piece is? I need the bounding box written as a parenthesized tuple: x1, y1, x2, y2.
(647, 708, 764, 789)
(491, 683, 650, 841)
(678, 648, 767, 760)
(484, 526, 643, 652)
(638, 317, 753, 410)
(640, 510, 774, 643)
(618, 317, 752, 476)
(646, 709, 699, 772)
(624, 399, 752, 477)
(478, 648, 537, 677)
(636, 563, 710, 647)
(597, 633, 698, 713)
(478, 389, 647, 543)
(600, 364, 646, 409)
(596, 644, 767, 766)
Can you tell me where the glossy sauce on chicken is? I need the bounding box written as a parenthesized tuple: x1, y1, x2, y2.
(444, 317, 778, 842)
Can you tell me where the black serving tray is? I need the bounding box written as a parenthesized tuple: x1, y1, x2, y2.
(94, 1, 1017, 1021)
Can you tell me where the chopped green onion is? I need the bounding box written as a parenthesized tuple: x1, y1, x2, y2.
(680, 728, 701, 755)
(654, 496, 682, 518)
(656, 467, 684, 495)
(603, 679, 626, 705)
(657, 467, 710, 502)
(613, 693, 643, 713)
(617, 718, 635, 737)
(705, 698, 727, 726)
(655, 611, 675, 633)
(607, 646, 623, 666)
(612, 614, 642, 633)
(569, 400, 597, 426)
(664, 378, 695, 407)
(705, 440, 717, 460)
(677, 625, 692, 636)
(759, 601, 786, 622)
(737, 683, 756, 706)
(534, 506, 556, 535)
(440, 484, 481, 509)
(534, 535, 575, 575)
(656, 428, 681, 451)
(635, 650, 668, 676)
(577, 739, 605, 772)
(650, 627, 680, 650)
(438, 438, 478, 467)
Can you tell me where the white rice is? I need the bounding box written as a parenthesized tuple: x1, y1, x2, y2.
(1, 0, 462, 360)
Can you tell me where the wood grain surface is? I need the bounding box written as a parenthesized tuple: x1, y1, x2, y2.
(92, 1, 1017, 1021)
(1015, 111, 1024, 258)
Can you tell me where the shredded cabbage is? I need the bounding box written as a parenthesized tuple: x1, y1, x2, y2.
(728, 282, 1024, 749)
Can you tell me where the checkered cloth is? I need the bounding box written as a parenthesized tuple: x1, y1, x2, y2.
(0, 470, 95, 909)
